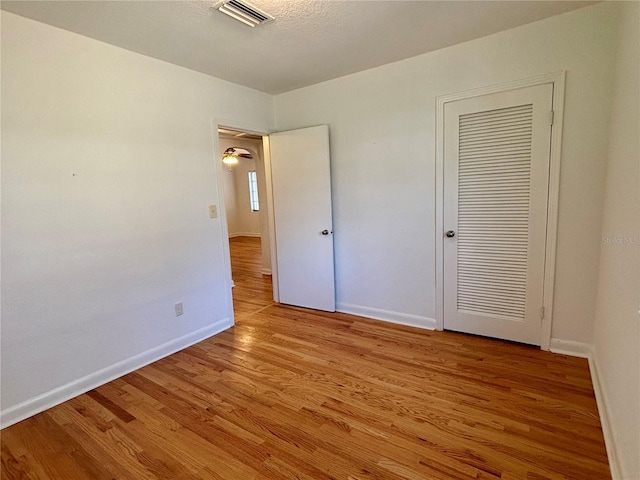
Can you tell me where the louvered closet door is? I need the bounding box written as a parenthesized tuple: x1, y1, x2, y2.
(443, 84, 553, 345)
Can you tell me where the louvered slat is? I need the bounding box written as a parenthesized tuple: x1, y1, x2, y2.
(456, 104, 533, 320)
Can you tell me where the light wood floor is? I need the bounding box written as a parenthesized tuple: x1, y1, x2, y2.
(229, 236, 273, 322)
(1, 236, 610, 479)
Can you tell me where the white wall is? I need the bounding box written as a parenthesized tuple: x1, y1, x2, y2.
(274, 3, 618, 343)
(0, 11, 274, 426)
(233, 156, 260, 236)
(592, 3, 640, 479)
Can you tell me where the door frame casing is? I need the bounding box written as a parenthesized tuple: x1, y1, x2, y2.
(434, 72, 566, 350)
(261, 134, 280, 303)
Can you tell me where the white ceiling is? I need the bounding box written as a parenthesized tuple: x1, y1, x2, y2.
(1, 0, 595, 94)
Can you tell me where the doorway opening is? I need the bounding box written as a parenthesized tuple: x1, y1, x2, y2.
(216, 123, 336, 319)
(217, 127, 273, 320)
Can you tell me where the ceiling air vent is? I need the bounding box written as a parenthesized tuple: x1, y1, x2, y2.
(214, 0, 273, 27)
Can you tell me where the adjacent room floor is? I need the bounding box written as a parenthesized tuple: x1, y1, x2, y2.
(0, 237, 610, 479)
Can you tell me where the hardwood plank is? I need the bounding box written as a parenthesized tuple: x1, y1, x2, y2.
(1, 236, 611, 479)
(229, 236, 273, 321)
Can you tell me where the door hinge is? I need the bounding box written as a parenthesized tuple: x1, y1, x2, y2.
(548, 110, 554, 126)
(540, 306, 545, 321)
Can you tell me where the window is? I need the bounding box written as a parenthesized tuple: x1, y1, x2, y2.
(248, 171, 259, 211)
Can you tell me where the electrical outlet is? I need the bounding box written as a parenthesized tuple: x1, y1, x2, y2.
(209, 205, 217, 219)
(175, 302, 183, 317)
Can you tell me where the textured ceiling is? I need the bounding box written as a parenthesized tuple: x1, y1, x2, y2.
(1, 1, 595, 94)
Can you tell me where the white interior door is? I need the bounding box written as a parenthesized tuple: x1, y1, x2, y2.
(269, 125, 336, 312)
(443, 84, 553, 345)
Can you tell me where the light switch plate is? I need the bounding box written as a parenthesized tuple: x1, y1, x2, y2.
(209, 205, 217, 219)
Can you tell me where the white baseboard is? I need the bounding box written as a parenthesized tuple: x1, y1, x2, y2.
(260, 268, 272, 276)
(0, 317, 233, 430)
(229, 232, 261, 238)
(549, 338, 592, 358)
(336, 303, 436, 330)
(588, 352, 623, 480)
(550, 339, 622, 479)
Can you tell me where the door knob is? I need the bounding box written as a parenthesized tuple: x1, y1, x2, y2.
(446, 230, 456, 238)
(321, 229, 330, 235)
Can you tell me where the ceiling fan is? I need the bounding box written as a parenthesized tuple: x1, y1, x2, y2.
(222, 147, 253, 167)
